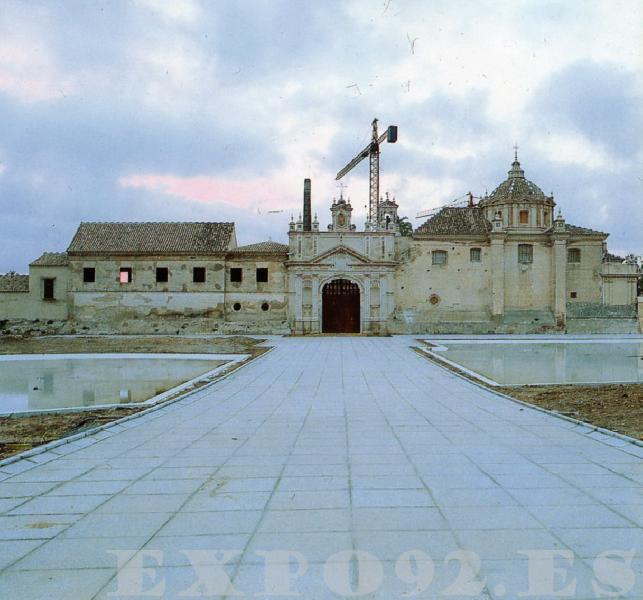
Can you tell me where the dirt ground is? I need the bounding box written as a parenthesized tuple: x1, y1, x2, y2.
(0, 408, 144, 461)
(500, 384, 643, 440)
(414, 347, 643, 441)
(0, 334, 266, 357)
(0, 334, 267, 461)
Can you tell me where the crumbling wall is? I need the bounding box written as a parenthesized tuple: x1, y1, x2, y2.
(393, 240, 492, 328)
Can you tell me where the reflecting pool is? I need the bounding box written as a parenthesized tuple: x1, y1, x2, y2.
(0, 354, 226, 413)
(429, 341, 643, 385)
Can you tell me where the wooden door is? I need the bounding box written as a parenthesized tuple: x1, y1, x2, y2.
(322, 279, 360, 333)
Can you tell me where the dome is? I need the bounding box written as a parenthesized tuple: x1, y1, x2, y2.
(480, 157, 549, 206)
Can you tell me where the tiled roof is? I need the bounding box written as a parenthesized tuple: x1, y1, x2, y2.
(29, 252, 69, 267)
(565, 223, 607, 236)
(0, 272, 29, 292)
(479, 159, 550, 206)
(67, 222, 235, 255)
(415, 207, 491, 236)
(603, 252, 625, 263)
(229, 241, 289, 254)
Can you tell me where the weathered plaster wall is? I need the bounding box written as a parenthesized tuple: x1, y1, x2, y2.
(0, 266, 69, 322)
(601, 263, 639, 305)
(566, 242, 603, 304)
(503, 241, 552, 310)
(224, 256, 288, 331)
(392, 240, 492, 329)
(67, 257, 226, 327)
(0, 291, 31, 320)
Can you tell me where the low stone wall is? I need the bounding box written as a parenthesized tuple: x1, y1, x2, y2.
(565, 301, 639, 334)
(566, 302, 636, 319)
(566, 318, 639, 334)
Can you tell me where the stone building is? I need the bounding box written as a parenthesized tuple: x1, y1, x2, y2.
(1, 155, 640, 334)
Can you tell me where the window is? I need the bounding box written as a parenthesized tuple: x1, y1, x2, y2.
(83, 267, 95, 283)
(232, 302, 241, 311)
(119, 267, 132, 283)
(519, 210, 529, 224)
(261, 302, 270, 311)
(230, 268, 242, 283)
(43, 278, 55, 300)
(193, 267, 206, 283)
(256, 268, 268, 283)
(156, 267, 169, 282)
(567, 248, 581, 263)
(518, 244, 533, 264)
(470, 248, 481, 262)
(432, 250, 448, 265)
(570, 291, 577, 299)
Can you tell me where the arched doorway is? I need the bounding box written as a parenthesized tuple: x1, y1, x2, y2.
(322, 279, 360, 333)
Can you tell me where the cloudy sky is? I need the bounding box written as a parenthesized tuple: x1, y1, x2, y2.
(0, 0, 641, 272)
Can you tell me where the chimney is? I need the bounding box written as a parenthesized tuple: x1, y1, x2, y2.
(303, 179, 312, 232)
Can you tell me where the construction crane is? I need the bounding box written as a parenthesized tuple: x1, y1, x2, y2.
(335, 118, 398, 225)
(415, 191, 481, 219)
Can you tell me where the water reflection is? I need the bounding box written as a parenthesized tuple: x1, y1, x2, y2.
(0, 356, 223, 413)
(437, 342, 643, 385)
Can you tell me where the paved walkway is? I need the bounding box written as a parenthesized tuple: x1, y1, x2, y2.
(0, 337, 641, 599)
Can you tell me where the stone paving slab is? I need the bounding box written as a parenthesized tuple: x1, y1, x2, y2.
(0, 336, 641, 599)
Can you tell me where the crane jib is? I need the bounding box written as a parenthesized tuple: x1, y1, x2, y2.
(334, 120, 398, 223)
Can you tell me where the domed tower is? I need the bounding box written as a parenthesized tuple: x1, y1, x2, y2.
(377, 192, 399, 232)
(329, 193, 354, 231)
(478, 149, 555, 231)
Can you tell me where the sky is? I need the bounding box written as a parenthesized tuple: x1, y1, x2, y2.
(0, 0, 642, 272)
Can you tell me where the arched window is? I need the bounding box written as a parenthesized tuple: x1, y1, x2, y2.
(567, 248, 581, 263)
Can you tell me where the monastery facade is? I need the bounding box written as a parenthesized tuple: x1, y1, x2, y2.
(0, 156, 640, 334)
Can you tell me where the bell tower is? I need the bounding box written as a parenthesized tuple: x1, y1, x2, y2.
(329, 194, 353, 231)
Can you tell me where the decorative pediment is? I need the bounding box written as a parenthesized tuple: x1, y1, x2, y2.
(310, 245, 371, 267)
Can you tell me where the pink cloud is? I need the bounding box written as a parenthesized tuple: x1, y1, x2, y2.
(119, 173, 293, 210)
(0, 36, 73, 102)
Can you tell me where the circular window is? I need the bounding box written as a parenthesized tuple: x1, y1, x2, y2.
(429, 294, 440, 305)
(232, 302, 241, 311)
(261, 302, 270, 312)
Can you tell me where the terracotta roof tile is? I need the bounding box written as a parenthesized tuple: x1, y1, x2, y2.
(564, 223, 607, 236)
(29, 252, 69, 267)
(415, 207, 491, 236)
(67, 222, 235, 255)
(229, 241, 289, 254)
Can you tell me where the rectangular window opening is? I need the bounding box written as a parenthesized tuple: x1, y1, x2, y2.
(519, 210, 529, 224)
(470, 248, 481, 262)
(567, 248, 581, 263)
(230, 268, 242, 283)
(193, 267, 206, 283)
(518, 244, 533, 264)
(432, 250, 448, 266)
(570, 291, 578, 299)
(43, 278, 55, 300)
(156, 267, 169, 283)
(256, 268, 268, 283)
(119, 267, 132, 283)
(83, 267, 95, 283)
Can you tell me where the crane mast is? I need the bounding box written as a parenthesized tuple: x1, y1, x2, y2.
(335, 118, 398, 226)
